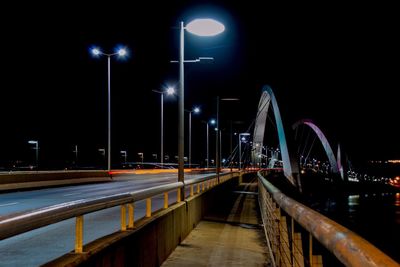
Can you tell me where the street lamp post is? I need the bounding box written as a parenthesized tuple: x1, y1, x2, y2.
(153, 87, 175, 166)
(174, 18, 224, 199)
(186, 107, 200, 168)
(217, 98, 240, 170)
(120, 150, 127, 164)
(208, 119, 216, 169)
(138, 152, 144, 165)
(238, 133, 250, 170)
(73, 145, 78, 167)
(28, 140, 39, 170)
(90, 46, 128, 171)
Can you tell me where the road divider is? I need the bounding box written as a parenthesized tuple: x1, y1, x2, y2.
(0, 171, 111, 191)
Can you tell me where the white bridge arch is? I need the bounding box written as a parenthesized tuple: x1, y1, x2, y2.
(252, 85, 300, 186)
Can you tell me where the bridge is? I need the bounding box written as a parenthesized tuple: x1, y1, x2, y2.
(1, 85, 399, 267)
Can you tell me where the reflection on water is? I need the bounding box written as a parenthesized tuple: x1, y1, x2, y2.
(348, 194, 359, 206)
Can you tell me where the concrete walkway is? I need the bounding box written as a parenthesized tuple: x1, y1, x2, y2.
(162, 182, 271, 267)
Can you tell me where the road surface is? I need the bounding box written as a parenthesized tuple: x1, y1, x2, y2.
(0, 172, 215, 266)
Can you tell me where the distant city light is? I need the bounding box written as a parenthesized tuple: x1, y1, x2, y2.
(369, 159, 400, 164)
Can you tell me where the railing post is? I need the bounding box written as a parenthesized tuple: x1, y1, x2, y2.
(197, 183, 200, 194)
(128, 203, 134, 229)
(190, 184, 194, 196)
(309, 233, 313, 267)
(146, 198, 152, 217)
(202, 181, 205, 191)
(121, 204, 127, 231)
(177, 189, 181, 203)
(292, 217, 295, 267)
(75, 215, 84, 253)
(164, 192, 169, 208)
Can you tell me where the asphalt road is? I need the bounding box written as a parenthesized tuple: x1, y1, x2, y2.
(0, 172, 215, 267)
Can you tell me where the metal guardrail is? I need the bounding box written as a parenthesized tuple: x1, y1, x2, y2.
(258, 171, 399, 267)
(0, 172, 239, 253)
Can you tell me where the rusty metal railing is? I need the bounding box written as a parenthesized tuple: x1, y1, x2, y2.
(0, 172, 239, 253)
(258, 171, 399, 267)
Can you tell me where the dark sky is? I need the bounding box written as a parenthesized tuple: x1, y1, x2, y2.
(0, 1, 398, 168)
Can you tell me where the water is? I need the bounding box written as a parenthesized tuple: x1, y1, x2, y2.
(311, 190, 400, 263)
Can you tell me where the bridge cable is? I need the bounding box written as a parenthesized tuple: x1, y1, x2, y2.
(304, 135, 317, 165)
(301, 127, 311, 160)
(297, 125, 305, 155)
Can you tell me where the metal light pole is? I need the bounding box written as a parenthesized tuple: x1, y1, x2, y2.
(174, 19, 224, 200)
(153, 87, 175, 167)
(206, 122, 209, 168)
(28, 140, 39, 170)
(186, 107, 200, 168)
(238, 133, 250, 170)
(90, 46, 128, 171)
(216, 96, 219, 177)
(161, 92, 164, 165)
(217, 98, 240, 170)
(178, 21, 185, 186)
(73, 145, 78, 166)
(138, 152, 144, 164)
(120, 150, 127, 164)
(208, 119, 216, 169)
(238, 134, 242, 170)
(189, 110, 191, 168)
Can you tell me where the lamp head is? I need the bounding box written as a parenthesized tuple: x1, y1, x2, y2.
(117, 48, 127, 57)
(90, 47, 101, 57)
(186, 18, 225, 36)
(193, 107, 200, 113)
(166, 87, 175, 95)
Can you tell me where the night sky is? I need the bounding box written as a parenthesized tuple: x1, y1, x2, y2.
(0, 1, 398, 169)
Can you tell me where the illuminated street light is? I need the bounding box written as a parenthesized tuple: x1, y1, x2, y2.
(120, 150, 127, 164)
(152, 87, 175, 166)
(28, 140, 39, 170)
(173, 18, 225, 198)
(138, 152, 144, 165)
(90, 45, 128, 171)
(166, 87, 175, 95)
(186, 19, 225, 36)
(73, 145, 78, 167)
(186, 106, 201, 168)
(202, 118, 216, 169)
(238, 133, 250, 170)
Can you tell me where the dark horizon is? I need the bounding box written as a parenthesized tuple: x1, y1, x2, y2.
(0, 2, 399, 170)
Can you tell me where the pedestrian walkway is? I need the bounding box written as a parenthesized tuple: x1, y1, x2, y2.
(162, 182, 271, 266)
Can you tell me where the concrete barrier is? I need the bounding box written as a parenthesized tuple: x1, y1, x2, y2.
(42, 176, 238, 267)
(0, 171, 111, 191)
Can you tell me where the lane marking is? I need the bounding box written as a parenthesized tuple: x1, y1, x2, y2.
(0, 202, 19, 207)
(63, 193, 81, 197)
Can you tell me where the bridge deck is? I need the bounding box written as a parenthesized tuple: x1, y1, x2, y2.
(162, 182, 271, 266)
